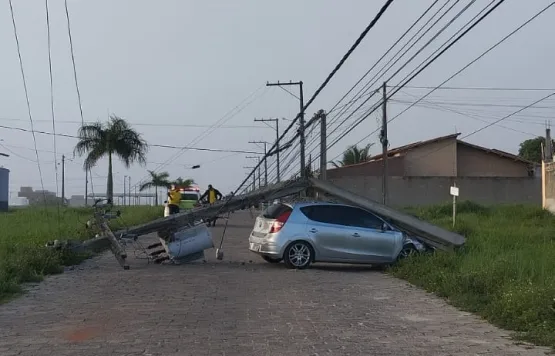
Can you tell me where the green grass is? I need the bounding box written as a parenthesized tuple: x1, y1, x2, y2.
(392, 201, 555, 348)
(0, 205, 161, 302)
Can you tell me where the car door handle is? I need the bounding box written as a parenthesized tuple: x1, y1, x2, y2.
(352, 233, 360, 237)
(309, 228, 318, 233)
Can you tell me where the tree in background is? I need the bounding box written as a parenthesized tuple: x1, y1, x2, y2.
(330, 143, 373, 168)
(74, 115, 148, 202)
(172, 177, 194, 188)
(139, 171, 171, 206)
(518, 137, 553, 163)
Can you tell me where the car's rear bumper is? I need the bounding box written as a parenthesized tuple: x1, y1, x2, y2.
(249, 233, 283, 257)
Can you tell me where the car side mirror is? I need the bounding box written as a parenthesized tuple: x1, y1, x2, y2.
(381, 223, 389, 232)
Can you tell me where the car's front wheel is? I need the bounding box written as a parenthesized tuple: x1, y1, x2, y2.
(262, 256, 282, 263)
(283, 241, 313, 269)
(398, 244, 417, 260)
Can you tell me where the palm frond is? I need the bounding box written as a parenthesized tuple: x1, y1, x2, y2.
(139, 181, 154, 192)
(83, 145, 106, 170)
(74, 122, 104, 157)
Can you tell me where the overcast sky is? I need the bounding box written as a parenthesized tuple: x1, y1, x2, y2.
(1, 0, 554, 201)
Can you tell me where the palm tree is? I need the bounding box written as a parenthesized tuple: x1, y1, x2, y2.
(172, 177, 194, 188)
(330, 143, 373, 168)
(74, 115, 148, 202)
(139, 170, 171, 206)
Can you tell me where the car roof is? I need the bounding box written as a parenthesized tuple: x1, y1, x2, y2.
(288, 201, 353, 209)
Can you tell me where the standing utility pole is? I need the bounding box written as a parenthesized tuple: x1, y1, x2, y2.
(246, 156, 262, 188)
(266, 80, 306, 178)
(85, 172, 88, 206)
(545, 123, 553, 162)
(123, 175, 127, 206)
(61, 154, 66, 205)
(254, 118, 280, 182)
(317, 110, 327, 181)
(244, 166, 256, 191)
(249, 141, 268, 186)
(380, 82, 389, 206)
(128, 176, 131, 206)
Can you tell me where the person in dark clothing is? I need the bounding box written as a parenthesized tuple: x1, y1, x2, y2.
(200, 184, 222, 226)
(200, 184, 223, 204)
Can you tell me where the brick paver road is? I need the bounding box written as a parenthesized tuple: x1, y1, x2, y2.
(0, 210, 551, 355)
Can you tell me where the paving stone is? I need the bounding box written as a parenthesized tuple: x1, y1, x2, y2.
(0, 210, 552, 355)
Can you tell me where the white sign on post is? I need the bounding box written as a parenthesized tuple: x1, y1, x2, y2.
(450, 185, 459, 227)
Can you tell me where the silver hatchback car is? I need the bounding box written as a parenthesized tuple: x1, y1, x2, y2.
(248, 202, 428, 269)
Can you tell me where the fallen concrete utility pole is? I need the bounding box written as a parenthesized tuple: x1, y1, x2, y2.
(114, 178, 310, 238)
(57, 176, 465, 268)
(309, 178, 465, 251)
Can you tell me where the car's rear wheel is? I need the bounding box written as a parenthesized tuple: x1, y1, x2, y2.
(262, 256, 282, 263)
(283, 241, 313, 269)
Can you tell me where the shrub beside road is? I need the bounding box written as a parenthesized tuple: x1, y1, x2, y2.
(0, 206, 160, 302)
(392, 201, 555, 348)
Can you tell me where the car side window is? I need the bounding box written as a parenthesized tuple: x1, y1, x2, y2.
(301, 205, 343, 225)
(301, 205, 369, 227)
(344, 207, 384, 230)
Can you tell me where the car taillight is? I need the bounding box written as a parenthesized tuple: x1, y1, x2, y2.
(269, 211, 291, 233)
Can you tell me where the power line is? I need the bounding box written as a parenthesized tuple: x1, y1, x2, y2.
(131, 85, 268, 191)
(386, 0, 553, 127)
(64, 0, 93, 205)
(0, 124, 263, 155)
(265, 0, 396, 165)
(0, 117, 268, 129)
(391, 98, 555, 109)
(404, 92, 555, 165)
(325, 0, 442, 117)
(322, 0, 458, 136)
(304, 0, 396, 113)
(384, 0, 478, 84)
(326, 0, 514, 163)
(207, 0, 398, 251)
(461, 92, 555, 139)
(63, 0, 84, 125)
(45, 0, 62, 216)
(307, 0, 483, 157)
(8, 0, 48, 206)
(395, 85, 555, 91)
(150, 144, 262, 155)
(389, 100, 539, 137)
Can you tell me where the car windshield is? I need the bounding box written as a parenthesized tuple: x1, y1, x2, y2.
(262, 203, 291, 219)
(181, 193, 198, 201)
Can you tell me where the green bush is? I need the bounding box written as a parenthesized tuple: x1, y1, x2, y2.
(391, 202, 555, 348)
(0, 205, 161, 302)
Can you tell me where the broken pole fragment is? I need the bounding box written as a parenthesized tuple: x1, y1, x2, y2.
(98, 219, 129, 270)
